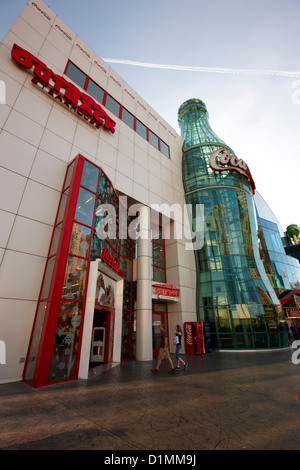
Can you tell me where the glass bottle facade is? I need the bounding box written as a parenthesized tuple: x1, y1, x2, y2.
(178, 99, 288, 350)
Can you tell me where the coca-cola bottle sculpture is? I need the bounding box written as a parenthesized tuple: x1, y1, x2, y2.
(178, 98, 281, 350)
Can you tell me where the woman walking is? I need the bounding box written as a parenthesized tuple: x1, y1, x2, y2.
(174, 324, 188, 371)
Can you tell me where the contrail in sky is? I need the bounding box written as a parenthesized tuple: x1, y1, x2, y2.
(103, 58, 300, 78)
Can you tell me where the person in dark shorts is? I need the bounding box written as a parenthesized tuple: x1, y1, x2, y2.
(152, 324, 175, 374)
(174, 324, 188, 371)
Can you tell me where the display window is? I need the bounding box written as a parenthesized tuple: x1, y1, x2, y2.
(23, 154, 136, 387)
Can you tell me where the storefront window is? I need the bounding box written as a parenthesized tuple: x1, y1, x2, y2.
(24, 155, 138, 386)
(49, 301, 83, 382)
(153, 266, 166, 283)
(62, 255, 88, 300)
(81, 160, 99, 192)
(63, 160, 75, 191)
(75, 188, 96, 226)
(153, 244, 164, 267)
(24, 301, 47, 382)
(98, 172, 111, 201)
(69, 223, 91, 258)
(90, 231, 105, 260)
(56, 188, 69, 224)
(40, 256, 55, 299)
(49, 223, 62, 257)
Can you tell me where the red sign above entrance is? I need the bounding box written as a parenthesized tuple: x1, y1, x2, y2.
(153, 284, 180, 298)
(101, 248, 124, 277)
(11, 44, 116, 134)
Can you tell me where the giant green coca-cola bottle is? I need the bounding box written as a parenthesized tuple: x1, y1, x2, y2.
(178, 98, 282, 350)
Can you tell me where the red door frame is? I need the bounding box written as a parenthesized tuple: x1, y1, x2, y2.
(152, 311, 168, 357)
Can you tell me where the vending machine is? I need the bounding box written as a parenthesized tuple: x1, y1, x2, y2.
(184, 322, 206, 355)
(204, 322, 212, 353)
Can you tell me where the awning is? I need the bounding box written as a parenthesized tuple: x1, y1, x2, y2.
(279, 288, 300, 306)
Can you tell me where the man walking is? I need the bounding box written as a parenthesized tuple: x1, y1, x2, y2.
(152, 324, 175, 374)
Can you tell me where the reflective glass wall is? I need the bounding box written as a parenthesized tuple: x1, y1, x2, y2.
(179, 99, 288, 350)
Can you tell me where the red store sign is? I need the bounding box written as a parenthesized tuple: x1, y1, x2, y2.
(101, 248, 124, 277)
(209, 148, 256, 193)
(11, 44, 116, 134)
(152, 284, 180, 298)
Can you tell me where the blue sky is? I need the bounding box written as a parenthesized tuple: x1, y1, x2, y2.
(1, 0, 300, 232)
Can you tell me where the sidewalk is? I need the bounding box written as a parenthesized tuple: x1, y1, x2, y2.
(0, 347, 300, 450)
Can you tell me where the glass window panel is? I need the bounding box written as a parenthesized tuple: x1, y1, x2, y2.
(123, 281, 132, 309)
(87, 79, 105, 104)
(105, 94, 120, 116)
(120, 256, 132, 281)
(81, 160, 99, 192)
(98, 172, 111, 201)
(151, 224, 164, 243)
(69, 223, 91, 258)
(120, 236, 133, 258)
(153, 301, 168, 312)
(149, 130, 159, 149)
(75, 188, 96, 227)
(49, 301, 83, 382)
(160, 140, 170, 158)
(65, 61, 86, 89)
(153, 266, 166, 283)
(122, 108, 134, 128)
(49, 223, 62, 257)
(90, 230, 105, 260)
(136, 120, 147, 139)
(40, 256, 56, 299)
(63, 161, 75, 190)
(56, 189, 69, 224)
(94, 199, 116, 240)
(153, 243, 165, 267)
(62, 255, 88, 300)
(24, 301, 47, 381)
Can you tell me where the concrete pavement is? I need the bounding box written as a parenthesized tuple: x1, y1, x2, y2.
(0, 347, 300, 451)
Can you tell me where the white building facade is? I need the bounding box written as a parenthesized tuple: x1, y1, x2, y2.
(0, 1, 197, 386)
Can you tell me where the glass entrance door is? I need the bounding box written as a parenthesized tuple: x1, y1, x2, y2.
(90, 327, 105, 362)
(152, 301, 168, 356)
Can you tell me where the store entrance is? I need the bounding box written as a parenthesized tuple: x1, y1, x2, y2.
(89, 307, 115, 368)
(152, 301, 168, 357)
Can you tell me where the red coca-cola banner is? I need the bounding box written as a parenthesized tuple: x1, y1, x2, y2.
(11, 44, 116, 134)
(101, 248, 124, 277)
(184, 322, 194, 355)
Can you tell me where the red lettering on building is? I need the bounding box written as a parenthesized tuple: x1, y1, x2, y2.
(11, 44, 116, 134)
(152, 284, 180, 298)
(185, 323, 193, 346)
(101, 248, 125, 277)
(209, 148, 256, 193)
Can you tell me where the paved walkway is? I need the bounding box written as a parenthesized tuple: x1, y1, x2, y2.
(1, 347, 300, 451)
